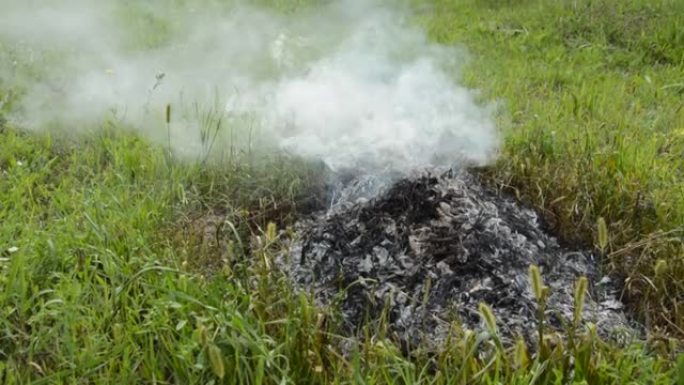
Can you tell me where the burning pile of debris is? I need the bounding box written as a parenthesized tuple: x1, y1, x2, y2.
(277, 170, 634, 349)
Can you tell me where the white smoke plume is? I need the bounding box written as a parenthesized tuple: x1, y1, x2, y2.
(0, 0, 498, 175)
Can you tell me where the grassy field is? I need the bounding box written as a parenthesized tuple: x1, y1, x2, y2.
(1, 0, 684, 383)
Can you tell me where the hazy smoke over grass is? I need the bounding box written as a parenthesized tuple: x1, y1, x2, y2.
(0, 0, 498, 175)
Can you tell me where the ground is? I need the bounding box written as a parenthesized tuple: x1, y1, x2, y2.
(0, 0, 683, 383)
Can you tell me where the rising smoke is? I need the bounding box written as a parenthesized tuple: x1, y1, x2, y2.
(0, 0, 498, 175)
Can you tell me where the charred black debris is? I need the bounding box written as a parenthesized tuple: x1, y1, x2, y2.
(276, 170, 635, 349)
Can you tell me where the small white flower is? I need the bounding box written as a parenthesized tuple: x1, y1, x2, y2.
(7, 246, 19, 254)
(16, 161, 23, 166)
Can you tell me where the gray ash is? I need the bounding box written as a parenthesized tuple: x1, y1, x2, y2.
(277, 170, 635, 349)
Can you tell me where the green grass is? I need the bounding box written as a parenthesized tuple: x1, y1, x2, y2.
(1, 0, 684, 383)
(0, 127, 678, 384)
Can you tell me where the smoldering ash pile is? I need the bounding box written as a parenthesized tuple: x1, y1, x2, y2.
(276, 171, 635, 350)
